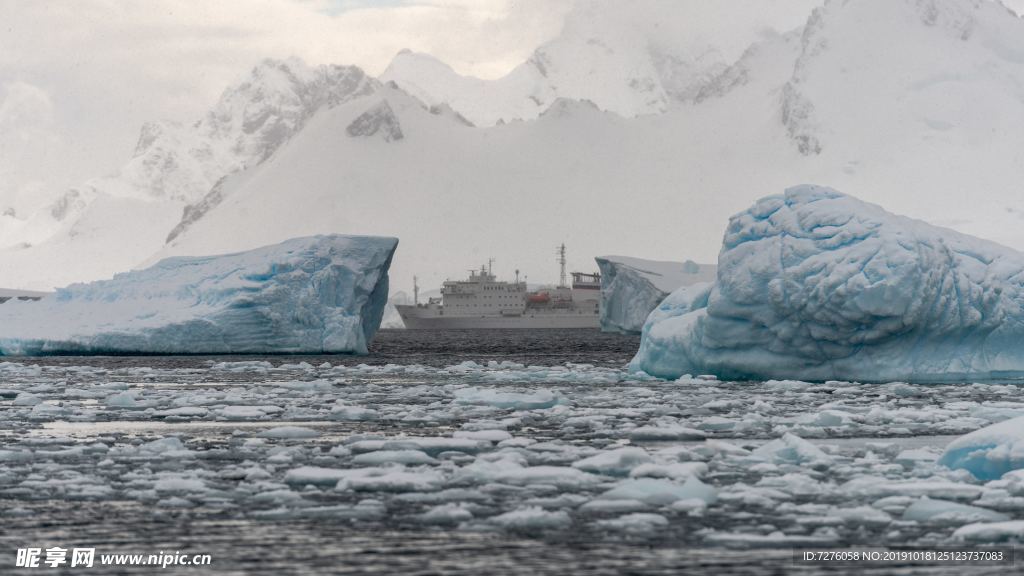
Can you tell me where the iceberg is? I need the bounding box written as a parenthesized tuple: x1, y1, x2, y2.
(595, 255, 716, 334)
(0, 235, 397, 355)
(938, 415, 1024, 481)
(631, 185, 1024, 383)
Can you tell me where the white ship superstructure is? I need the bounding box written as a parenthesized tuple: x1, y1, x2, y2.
(396, 245, 601, 329)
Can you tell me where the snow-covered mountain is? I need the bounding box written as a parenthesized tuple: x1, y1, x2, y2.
(0, 59, 376, 290)
(381, 0, 821, 126)
(5, 0, 1024, 297)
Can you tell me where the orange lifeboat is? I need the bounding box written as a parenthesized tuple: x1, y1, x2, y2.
(528, 292, 550, 304)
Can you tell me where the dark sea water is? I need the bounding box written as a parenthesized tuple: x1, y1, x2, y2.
(0, 329, 1014, 575)
(14, 328, 641, 369)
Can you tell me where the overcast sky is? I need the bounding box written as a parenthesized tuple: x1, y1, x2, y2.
(0, 0, 573, 208)
(2, 0, 1023, 212)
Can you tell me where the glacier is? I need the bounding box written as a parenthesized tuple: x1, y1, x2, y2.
(0, 235, 397, 355)
(596, 256, 715, 334)
(630, 185, 1024, 383)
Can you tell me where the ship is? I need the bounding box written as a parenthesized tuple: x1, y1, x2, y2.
(396, 244, 601, 329)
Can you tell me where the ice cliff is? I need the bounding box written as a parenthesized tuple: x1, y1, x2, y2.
(0, 235, 397, 355)
(631, 185, 1024, 383)
(595, 256, 715, 334)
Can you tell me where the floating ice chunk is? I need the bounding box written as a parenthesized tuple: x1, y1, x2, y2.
(406, 437, 489, 456)
(821, 506, 892, 527)
(457, 452, 601, 489)
(752, 433, 833, 467)
(894, 448, 939, 469)
(29, 402, 71, 419)
(798, 410, 852, 427)
(953, 520, 1024, 543)
(453, 430, 513, 443)
(285, 466, 355, 487)
(156, 497, 194, 508)
(596, 513, 669, 534)
(695, 440, 751, 459)
(138, 437, 188, 454)
(939, 415, 1024, 480)
(255, 426, 320, 439)
(523, 494, 589, 510)
(572, 447, 652, 476)
(351, 450, 438, 466)
(330, 404, 379, 421)
(0, 235, 398, 355)
(629, 462, 708, 480)
(0, 449, 31, 463)
(704, 531, 838, 548)
(599, 476, 716, 507)
(699, 416, 738, 431)
(210, 360, 273, 373)
(105, 391, 141, 408)
(840, 476, 984, 500)
(490, 466, 601, 489)
(488, 507, 572, 532)
(579, 499, 650, 514)
(595, 255, 715, 334)
(902, 497, 1009, 523)
(454, 387, 563, 410)
(630, 185, 1024, 382)
(419, 503, 473, 525)
(12, 393, 41, 406)
(756, 473, 825, 497)
(668, 498, 712, 514)
(344, 468, 445, 493)
(348, 437, 487, 457)
(256, 500, 386, 521)
(153, 407, 209, 418)
(250, 489, 307, 507)
(220, 406, 271, 420)
(153, 474, 206, 494)
(628, 425, 706, 441)
(394, 488, 489, 505)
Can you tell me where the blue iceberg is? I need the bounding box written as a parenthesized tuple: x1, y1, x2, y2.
(630, 185, 1024, 383)
(595, 256, 716, 334)
(939, 416, 1024, 481)
(0, 235, 397, 355)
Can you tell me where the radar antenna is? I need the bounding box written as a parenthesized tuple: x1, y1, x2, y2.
(556, 243, 568, 288)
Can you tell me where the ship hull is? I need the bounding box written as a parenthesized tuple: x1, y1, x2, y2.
(396, 306, 599, 329)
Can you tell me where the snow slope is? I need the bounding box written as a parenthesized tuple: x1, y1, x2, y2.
(0, 235, 397, 355)
(630, 185, 1024, 383)
(595, 256, 715, 334)
(381, 0, 821, 126)
(0, 59, 377, 290)
(780, 0, 1024, 227)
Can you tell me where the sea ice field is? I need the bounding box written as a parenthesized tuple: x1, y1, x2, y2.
(1, 329, 1022, 575)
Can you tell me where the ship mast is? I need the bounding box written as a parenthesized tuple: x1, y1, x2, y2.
(413, 276, 419, 305)
(557, 243, 568, 288)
